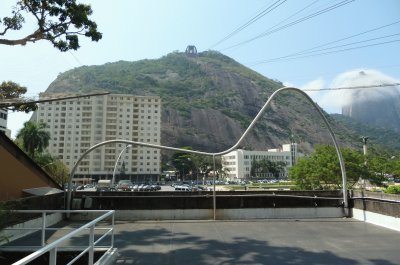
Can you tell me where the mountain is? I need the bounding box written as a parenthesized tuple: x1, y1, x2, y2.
(45, 51, 361, 153)
(331, 114, 400, 152)
(342, 94, 400, 133)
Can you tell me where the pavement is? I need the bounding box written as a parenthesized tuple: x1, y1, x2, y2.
(3, 218, 400, 265)
(112, 218, 400, 265)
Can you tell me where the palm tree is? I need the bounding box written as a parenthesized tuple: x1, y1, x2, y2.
(16, 121, 50, 157)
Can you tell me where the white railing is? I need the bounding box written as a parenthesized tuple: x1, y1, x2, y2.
(0, 210, 115, 265)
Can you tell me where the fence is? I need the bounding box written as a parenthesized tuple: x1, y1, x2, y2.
(0, 210, 115, 265)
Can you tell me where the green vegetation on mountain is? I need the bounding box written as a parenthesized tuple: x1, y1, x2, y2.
(45, 50, 390, 153)
(331, 114, 400, 152)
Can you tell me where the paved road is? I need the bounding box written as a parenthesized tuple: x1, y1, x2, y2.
(112, 218, 400, 265)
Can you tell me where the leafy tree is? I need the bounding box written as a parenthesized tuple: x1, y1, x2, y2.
(0, 0, 101, 113)
(250, 159, 287, 179)
(367, 153, 398, 185)
(16, 121, 50, 157)
(119, 161, 127, 177)
(393, 159, 400, 178)
(39, 156, 69, 187)
(16, 130, 68, 186)
(171, 147, 195, 181)
(190, 154, 213, 182)
(0, 0, 102, 51)
(289, 145, 369, 190)
(43, 159, 69, 187)
(0, 81, 37, 112)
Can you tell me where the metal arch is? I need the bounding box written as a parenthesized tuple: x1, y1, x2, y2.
(67, 86, 348, 215)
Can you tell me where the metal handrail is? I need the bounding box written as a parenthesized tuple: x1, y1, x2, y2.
(351, 196, 400, 203)
(67, 87, 348, 218)
(1, 210, 115, 265)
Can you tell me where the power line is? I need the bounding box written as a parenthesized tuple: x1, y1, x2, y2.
(253, 33, 400, 64)
(221, 0, 354, 51)
(0, 92, 110, 109)
(303, 83, 400, 91)
(209, 0, 287, 49)
(255, 39, 400, 65)
(250, 19, 400, 65)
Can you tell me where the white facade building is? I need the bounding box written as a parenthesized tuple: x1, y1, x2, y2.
(221, 143, 298, 180)
(0, 109, 11, 137)
(32, 93, 161, 181)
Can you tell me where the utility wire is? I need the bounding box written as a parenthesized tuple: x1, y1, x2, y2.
(250, 19, 400, 65)
(253, 38, 400, 65)
(221, 0, 354, 51)
(303, 83, 400, 91)
(249, 0, 321, 39)
(209, 0, 287, 49)
(254, 33, 400, 64)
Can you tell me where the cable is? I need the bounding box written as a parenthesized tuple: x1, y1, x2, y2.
(221, 0, 354, 51)
(303, 83, 400, 91)
(68, 50, 84, 66)
(254, 33, 400, 64)
(209, 0, 287, 49)
(250, 19, 400, 65)
(254, 39, 400, 65)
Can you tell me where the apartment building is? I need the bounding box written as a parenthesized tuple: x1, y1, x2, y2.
(221, 143, 298, 180)
(32, 93, 161, 182)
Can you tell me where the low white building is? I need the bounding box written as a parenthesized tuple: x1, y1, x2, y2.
(221, 143, 298, 180)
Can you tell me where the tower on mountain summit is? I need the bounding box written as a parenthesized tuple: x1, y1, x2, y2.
(185, 45, 197, 56)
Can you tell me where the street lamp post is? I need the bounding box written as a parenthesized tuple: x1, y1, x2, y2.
(111, 144, 132, 187)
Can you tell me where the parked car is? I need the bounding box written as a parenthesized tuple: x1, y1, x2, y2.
(117, 180, 134, 191)
(175, 185, 191, 191)
(147, 184, 160, 191)
(96, 179, 111, 192)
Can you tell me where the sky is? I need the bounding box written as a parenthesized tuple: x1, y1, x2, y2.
(1, 0, 399, 138)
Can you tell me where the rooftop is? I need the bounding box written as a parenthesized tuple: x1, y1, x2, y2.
(111, 218, 400, 264)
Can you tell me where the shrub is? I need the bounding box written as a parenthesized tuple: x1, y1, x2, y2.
(384, 185, 400, 194)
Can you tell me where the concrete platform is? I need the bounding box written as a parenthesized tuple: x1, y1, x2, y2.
(112, 218, 400, 265)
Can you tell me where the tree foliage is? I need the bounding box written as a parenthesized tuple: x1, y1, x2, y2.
(0, 81, 37, 112)
(250, 159, 286, 179)
(16, 121, 50, 157)
(0, 0, 102, 51)
(16, 122, 68, 186)
(366, 149, 399, 185)
(171, 147, 195, 180)
(289, 145, 369, 190)
(41, 158, 69, 187)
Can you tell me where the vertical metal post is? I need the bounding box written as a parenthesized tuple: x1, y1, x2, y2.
(111, 213, 115, 248)
(213, 155, 216, 220)
(112, 144, 132, 186)
(89, 225, 94, 265)
(41, 212, 46, 247)
(49, 247, 57, 265)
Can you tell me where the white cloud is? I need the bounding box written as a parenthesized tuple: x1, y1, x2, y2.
(300, 69, 400, 114)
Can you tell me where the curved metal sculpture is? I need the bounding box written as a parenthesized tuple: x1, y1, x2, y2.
(67, 87, 348, 216)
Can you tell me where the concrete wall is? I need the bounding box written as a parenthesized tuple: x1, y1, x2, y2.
(350, 193, 400, 231)
(0, 135, 61, 201)
(1, 193, 64, 228)
(71, 190, 345, 220)
(0, 213, 63, 245)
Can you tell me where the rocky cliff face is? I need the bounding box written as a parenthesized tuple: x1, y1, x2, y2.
(46, 51, 358, 153)
(342, 95, 400, 133)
